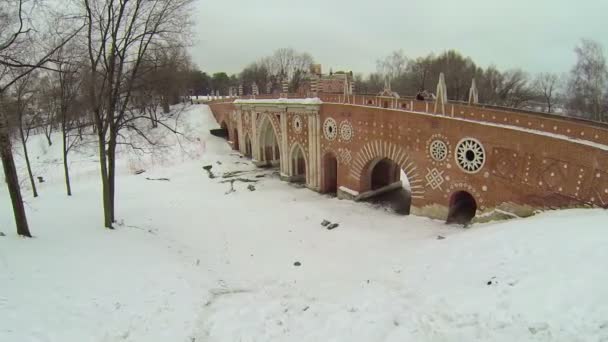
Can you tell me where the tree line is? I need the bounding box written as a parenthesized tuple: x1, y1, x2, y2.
(357, 39, 608, 122)
(209, 40, 608, 123)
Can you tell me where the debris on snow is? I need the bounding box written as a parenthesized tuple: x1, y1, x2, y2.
(134, 169, 146, 175)
(437, 235, 446, 240)
(145, 177, 170, 182)
(0, 231, 5, 237)
(294, 261, 301, 267)
(37, 176, 45, 183)
(327, 223, 339, 230)
(321, 220, 330, 226)
(203, 165, 215, 178)
(528, 323, 549, 334)
(247, 184, 256, 191)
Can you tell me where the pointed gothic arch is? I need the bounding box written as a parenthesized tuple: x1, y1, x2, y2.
(257, 113, 282, 166)
(288, 142, 308, 183)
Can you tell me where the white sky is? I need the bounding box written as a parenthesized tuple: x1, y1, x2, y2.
(190, 0, 608, 75)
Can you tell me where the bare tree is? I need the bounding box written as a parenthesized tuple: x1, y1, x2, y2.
(567, 39, 608, 122)
(533, 72, 561, 113)
(82, 0, 193, 229)
(0, 0, 81, 237)
(53, 46, 85, 196)
(11, 73, 39, 198)
(376, 50, 408, 86)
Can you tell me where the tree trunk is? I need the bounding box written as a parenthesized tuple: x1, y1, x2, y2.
(107, 131, 117, 223)
(44, 126, 53, 146)
(0, 113, 32, 237)
(148, 107, 158, 128)
(162, 96, 170, 114)
(62, 128, 72, 196)
(19, 124, 38, 198)
(97, 129, 113, 229)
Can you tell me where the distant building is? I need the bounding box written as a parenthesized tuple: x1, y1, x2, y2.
(298, 64, 355, 96)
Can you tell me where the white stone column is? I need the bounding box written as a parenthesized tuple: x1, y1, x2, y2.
(307, 114, 314, 187)
(251, 110, 259, 161)
(307, 111, 321, 191)
(237, 110, 244, 154)
(280, 111, 289, 176)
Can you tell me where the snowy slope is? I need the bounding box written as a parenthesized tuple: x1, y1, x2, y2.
(1, 104, 607, 342)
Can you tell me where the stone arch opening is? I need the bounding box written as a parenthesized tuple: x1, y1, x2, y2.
(233, 128, 239, 150)
(258, 115, 280, 166)
(383, 101, 389, 108)
(367, 99, 373, 105)
(216, 120, 229, 139)
(361, 157, 411, 215)
(244, 133, 252, 157)
(322, 152, 338, 194)
(289, 143, 307, 183)
(447, 191, 477, 225)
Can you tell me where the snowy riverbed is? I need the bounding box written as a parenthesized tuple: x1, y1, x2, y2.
(1, 104, 607, 341)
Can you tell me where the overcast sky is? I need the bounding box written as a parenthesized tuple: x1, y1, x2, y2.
(190, 0, 608, 76)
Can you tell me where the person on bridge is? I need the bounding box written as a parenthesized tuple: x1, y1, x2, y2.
(416, 88, 425, 101)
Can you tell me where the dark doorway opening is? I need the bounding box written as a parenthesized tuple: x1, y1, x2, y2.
(447, 191, 477, 225)
(370, 158, 400, 190)
(322, 153, 338, 194)
(244, 135, 252, 157)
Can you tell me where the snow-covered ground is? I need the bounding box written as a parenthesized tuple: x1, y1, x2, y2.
(1, 104, 607, 342)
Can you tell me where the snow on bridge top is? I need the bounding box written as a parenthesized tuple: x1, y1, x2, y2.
(233, 98, 322, 105)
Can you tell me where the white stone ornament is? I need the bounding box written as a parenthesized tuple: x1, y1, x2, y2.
(323, 118, 337, 141)
(339, 120, 353, 141)
(292, 114, 303, 133)
(429, 140, 448, 162)
(455, 138, 485, 173)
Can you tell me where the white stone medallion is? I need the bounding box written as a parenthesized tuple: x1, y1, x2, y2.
(339, 120, 353, 141)
(426, 134, 450, 165)
(430, 140, 448, 161)
(455, 138, 486, 173)
(292, 114, 303, 134)
(323, 117, 338, 141)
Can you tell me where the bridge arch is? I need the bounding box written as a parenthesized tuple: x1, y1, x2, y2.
(288, 142, 308, 183)
(350, 140, 424, 200)
(257, 113, 282, 166)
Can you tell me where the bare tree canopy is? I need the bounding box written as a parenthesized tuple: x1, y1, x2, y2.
(567, 39, 608, 122)
(534, 72, 561, 113)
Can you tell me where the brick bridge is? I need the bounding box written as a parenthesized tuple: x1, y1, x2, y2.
(206, 90, 608, 223)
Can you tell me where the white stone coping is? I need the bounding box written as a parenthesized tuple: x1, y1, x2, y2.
(338, 186, 359, 197)
(234, 98, 323, 105)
